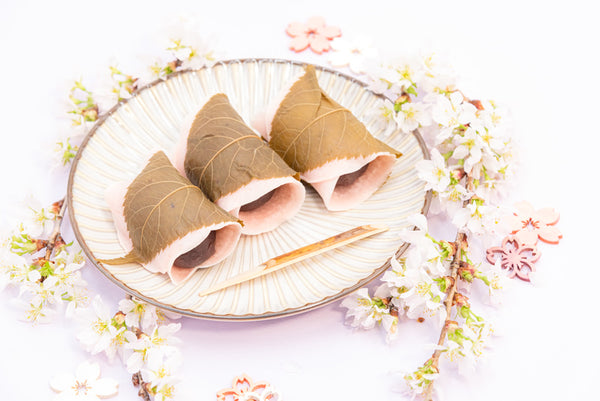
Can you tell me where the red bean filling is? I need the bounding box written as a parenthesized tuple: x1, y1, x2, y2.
(336, 164, 369, 188)
(239, 189, 276, 212)
(173, 230, 217, 269)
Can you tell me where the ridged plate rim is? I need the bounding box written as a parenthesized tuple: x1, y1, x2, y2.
(67, 58, 432, 321)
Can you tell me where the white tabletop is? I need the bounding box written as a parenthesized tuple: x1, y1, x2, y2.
(0, 1, 597, 400)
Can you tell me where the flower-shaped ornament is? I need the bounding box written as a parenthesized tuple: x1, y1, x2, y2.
(486, 236, 541, 282)
(217, 374, 280, 401)
(286, 16, 341, 54)
(506, 201, 562, 246)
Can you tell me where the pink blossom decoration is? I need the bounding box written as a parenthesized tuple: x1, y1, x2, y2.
(486, 236, 541, 282)
(217, 374, 280, 401)
(506, 201, 562, 245)
(286, 16, 341, 54)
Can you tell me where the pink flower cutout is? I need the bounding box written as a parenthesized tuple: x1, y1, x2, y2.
(286, 16, 341, 54)
(506, 201, 562, 246)
(486, 236, 541, 282)
(217, 374, 280, 401)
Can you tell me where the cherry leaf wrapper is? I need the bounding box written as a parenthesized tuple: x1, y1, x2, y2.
(173, 93, 305, 235)
(253, 65, 401, 211)
(100, 151, 242, 284)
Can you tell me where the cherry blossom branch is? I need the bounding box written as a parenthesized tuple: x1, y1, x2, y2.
(422, 230, 467, 401)
(44, 199, 67, 261)
(131, 297, 154, 401)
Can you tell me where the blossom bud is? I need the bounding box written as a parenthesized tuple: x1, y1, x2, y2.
(32, 257, 47, 267)
(143, 382, 154, 395)
(437, 276, 455, 292)
(445, 320, 459, 333)
(50, 200, 64, 216)
(132, 373, 141, 387)
(54, 234, 66, 249)
(441, 241, 456, 258)
(469, 99, 485, 110)
(113, 311, 126, 325)
(452, 292, 470, 308)
(35, 239, 49, 252)
(82, 105, 98, 122)
(459, 234, 469, 251)
(458, 261, 477, 282)
(450, 168, 465, 181)
(168, 59, 183, 72)
(396, 93, 410, 104)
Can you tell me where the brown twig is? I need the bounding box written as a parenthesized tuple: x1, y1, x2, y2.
(44, 198, 67, 261)
(422, 177, 475, 400)
(422, 230, 467, 401)
(132, 372, 152, 401)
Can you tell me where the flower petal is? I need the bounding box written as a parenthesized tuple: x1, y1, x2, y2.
(285, 22, 307, 37)
(309, 35, 331, 54)
(407, 213, 428, 232)
(93, 378, 119, 398)
(76, 361, 101, 382)
(533, 207, 560, 225)
(506, 215, 525, 233)
(514, 200, 534, 218)
(288, 36, 309, 52)
(515, 229, 538, 246)
(306, 16, 326, 30)
(537, 225, 562, 244)
(49, 373, 75, 393)
(319, 25, 342, 39)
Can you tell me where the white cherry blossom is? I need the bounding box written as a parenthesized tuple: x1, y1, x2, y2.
(75, 295, 126, 361)
(394, 101, 431, 133)
(49, 361, 118, 401)
(340, 288, 390, 330)
(416, 148, 451, 193)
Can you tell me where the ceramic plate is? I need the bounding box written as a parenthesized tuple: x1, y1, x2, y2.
(67, 58, 431, 320)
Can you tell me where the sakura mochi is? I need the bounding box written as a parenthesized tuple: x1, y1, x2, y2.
(173, 93, 305, 235)
(101, 151, 242, 285)
(252, 65, 401, 211)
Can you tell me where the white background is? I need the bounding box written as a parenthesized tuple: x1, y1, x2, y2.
(0, 0, 598, 400)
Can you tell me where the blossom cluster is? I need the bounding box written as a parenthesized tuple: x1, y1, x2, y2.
(0, 196, 182, 400)
(366, 54, 515, 239)
(76, 295, 182, 401)
(0, 199, 88, 322)
(55, 33, 216, 168)
(341, 215, 508, 398)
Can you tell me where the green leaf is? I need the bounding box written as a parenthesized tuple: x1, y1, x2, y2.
(268, 65, 401, 174)
(184, 94, 299, 201)
(101, 151, 239, 265)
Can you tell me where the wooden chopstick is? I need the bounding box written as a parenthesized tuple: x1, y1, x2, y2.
(198, 224, 389, 297)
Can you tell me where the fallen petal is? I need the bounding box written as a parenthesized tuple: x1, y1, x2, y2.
(93, 377, 119, 398)
(49, 373, 75, 393)
(76, 361, 101, 382)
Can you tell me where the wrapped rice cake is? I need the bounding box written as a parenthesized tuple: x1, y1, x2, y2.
(252, 65, 401, 211)
(102, 150, 242, 284)
(173, 93, 305, 235)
